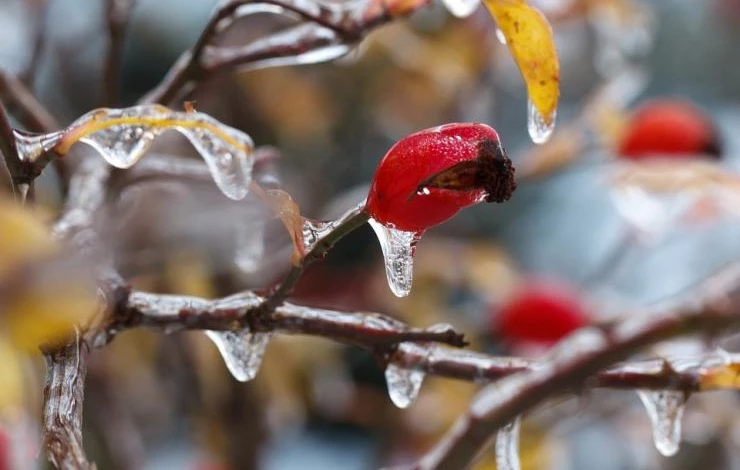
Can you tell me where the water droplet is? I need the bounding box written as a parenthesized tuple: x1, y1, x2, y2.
(495, 28, 507, 45)
(440, 0, 479, 17)
(235, 220, 265, 273)
(205, 329, 271, 382)
(368, 218, 421, 297)
(416, 187, 431, 196)
(495, 416, 522, 470)
(637, 390, 687, 456)
(527, 99, 556, 145)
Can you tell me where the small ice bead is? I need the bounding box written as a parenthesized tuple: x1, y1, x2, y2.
(441, 0, 479, 18)
(206, 329, 271, 382)
(495, 416, 522, 470)
(527, 99, 556, 145)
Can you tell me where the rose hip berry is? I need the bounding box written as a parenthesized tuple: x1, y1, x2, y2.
(618, 99, 721, 160)
(490, 280, 589, 345)
(366, 123, 516, 232)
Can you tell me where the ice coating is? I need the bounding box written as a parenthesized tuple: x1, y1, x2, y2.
(206, 329, 272, 382)
(495, 416, 522, 470)
(29, 105, 256, 200)
(527, 99, 556, 144)
(637, 390, 687, 457)
(301, 201, 366, 253)
(368, 218, 421, 297)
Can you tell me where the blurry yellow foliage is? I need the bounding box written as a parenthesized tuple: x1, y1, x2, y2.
(483, 0, 560, 124)
(0, 198, 97, 352)
(0, 338, 24, 418)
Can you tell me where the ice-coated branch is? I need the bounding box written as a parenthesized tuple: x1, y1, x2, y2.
(103, 291, 468, 350)
(141, 0, 432, 105)
(408, 263, 740, 470)
(42, 339, 95, 470)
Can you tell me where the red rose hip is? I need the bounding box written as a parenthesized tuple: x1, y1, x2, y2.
(491, 280, 589, 346)
(366, 123, 516, 232)
(618, 99, 721, 160)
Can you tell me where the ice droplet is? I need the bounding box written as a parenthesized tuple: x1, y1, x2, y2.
(527, 99, 556, 145)
(235, 220, 265, 273)
(637, 390, 687, 457)
(385, 342, 427, 408)
(495, 416, 522, 470)
(368, 218, 421, 297)
(495, 28, 507, 45)
(440, 0, 479, 18)
(205, 329, 271, 382)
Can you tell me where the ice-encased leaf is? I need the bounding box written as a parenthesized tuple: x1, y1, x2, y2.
(495, 416, 522, 470)
(40, 105, 254, 200)
(206, 329, 271, 382)
(637, 389, 687, 457)
(527, 98, 556, 145)
(368, 218, 421, 298)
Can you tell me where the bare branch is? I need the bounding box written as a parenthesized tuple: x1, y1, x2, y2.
(104, 0, 136, 106)
(42, 339, 96, 470)
(0, 72, 59, 132)
(21, 0, 49, 85)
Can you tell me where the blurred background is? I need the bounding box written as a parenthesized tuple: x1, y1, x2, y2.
(2, 0, 740, 468)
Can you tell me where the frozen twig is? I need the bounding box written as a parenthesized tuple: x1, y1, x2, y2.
(42, 339, 95, 470)
(0, 72, 59, 132)
(408, 264, 740, 470)
(141, 0, 432, 104)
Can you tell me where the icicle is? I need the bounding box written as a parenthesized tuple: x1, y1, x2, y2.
(235, 219, 265, 273)
(206, 329, 271, 382)
(441, 0, 479, 18)
(495, 416, 522, 470)
(527, 99, 555, 145)
(495, 27, 507, 45)
(637, 390, 687, 457)
(385, 342, 427, 408)
(368, 218, 421, 297)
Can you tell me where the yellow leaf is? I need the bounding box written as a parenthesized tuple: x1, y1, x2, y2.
(0, 200, 56, 278)
(483, 0, 560, 124)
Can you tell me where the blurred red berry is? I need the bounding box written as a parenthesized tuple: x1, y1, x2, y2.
(366, 123, 516, 232)
(491, 280, 589, 345)
(618, 99, 720, 160)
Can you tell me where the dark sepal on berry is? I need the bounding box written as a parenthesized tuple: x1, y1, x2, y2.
(414, 138, 516, 203)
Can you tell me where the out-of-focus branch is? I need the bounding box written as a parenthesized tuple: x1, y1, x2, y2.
(42, 339, 95, 470)
(22, 0, 49, 85)
(409, 264, 740, 470)
(104, 0, 136, 106)
(0, 72, 58, 132)
(0, 100, 23, 196)
(140, 0, 432, 105)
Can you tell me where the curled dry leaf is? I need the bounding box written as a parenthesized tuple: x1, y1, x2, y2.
(251, 185, 305, 265)
(13, 105, 255, 200)
(483, 0, 560, 124)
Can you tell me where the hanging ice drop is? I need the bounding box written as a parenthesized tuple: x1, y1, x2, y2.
(440, 0, 479, 18)
(637, 390, 687, 457)
(385, 342, 427, 408)
(206, 329, 271, 382)
(368, 218, 421, 297)
(527, 99, 556, 145)
(495, 416, 522, 470)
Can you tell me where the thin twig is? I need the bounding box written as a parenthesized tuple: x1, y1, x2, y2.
(104, 0, 136, 106)
(0, 100, 22, 195)
(0, 72, 59, 132)
(21, 0, 49, 85)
